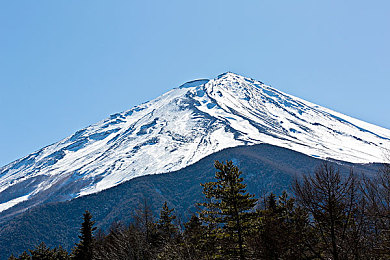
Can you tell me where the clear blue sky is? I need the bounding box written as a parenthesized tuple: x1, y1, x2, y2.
(1, 0, 389, 166)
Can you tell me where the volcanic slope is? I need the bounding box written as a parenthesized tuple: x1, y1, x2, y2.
(1, 72, 389, 218)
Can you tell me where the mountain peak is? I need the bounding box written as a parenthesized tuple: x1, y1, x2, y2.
(1, 73, 390, 217)
(178, 79, 209, 89)
(216, 71, 243, 79)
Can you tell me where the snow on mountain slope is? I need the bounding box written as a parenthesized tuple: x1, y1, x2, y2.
(1, 72, 389, 215)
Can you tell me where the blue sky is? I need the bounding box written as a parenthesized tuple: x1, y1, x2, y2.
(1, 0, 389, 166)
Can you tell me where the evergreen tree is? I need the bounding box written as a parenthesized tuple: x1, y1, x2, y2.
(52, 246, 71, 260)
(10, 243, 70, 260)
(29, 242, 51, 260)
(157, 201, 178, 241)
(73, 210, 96, 260)
(198, 160, 257, 260)
(15, 251, 30, 260)
(182, 215, 211, 259)
(183, 215, 203, 250)
(257, 193, 280, 260)
(156, 202, 185, 259)
(249, 192, 315, 260)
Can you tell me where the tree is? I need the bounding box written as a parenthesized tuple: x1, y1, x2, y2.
(183, 215, 203, 256)
(198, 160, 257, 260)
(294, 162, 366, 260)
(157, 201, 178, 241)
(155, 201, 182, 259)
(363, 161, 390, 257)
(181, 214, 213, 260)
(14, 251, 29, 260)
(133, 199, 156, 247)
(248, 192, 315, 260)
(375, 163, 390, 257)
(9, 243, 70, 260)
(73, 210, 96, 260)
(133, 199, 159, 259)
(29, 242, 52, 260)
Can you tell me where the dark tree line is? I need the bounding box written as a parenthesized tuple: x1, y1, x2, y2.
(9, 161, 390, 259)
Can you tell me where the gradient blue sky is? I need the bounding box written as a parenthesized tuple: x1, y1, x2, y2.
(1, 0, 389, 166)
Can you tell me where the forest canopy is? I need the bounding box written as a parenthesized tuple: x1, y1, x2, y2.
(9, 161, 390, 260)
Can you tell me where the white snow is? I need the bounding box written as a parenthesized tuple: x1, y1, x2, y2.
(1, 72, 389, 214)
(0, 194, 30, 212)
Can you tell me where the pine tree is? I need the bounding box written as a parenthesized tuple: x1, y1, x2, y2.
(10, 243, 71, 260)
(249, 192, 315, 260)
(7, 255, 18, 260)
(198, 160, 258, 260)
(73, 210, 96, 260)
(257, 193, 280, 260)
(183, 215, 203, 247)
(157, 201, 178, 241)
(16, 251, 30, 260)
(156, 202, 183, 259)
(182, 215, 207, 259)
(52, 246, 71, 260)
(29, 242, 51, 260)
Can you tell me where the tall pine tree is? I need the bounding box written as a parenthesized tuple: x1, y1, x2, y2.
(198, 160, 257, 260)
(73, 210, 96, 260)
(157, 201, 178, 241)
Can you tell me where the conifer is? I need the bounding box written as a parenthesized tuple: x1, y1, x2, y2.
(157, 201, 178, 240)
(183, 215, 207, 258)
(198, 160, 257, 260)
(73, 210, 96, 260)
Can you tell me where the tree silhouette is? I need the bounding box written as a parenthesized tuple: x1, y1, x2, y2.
(73, 210, 96, 260)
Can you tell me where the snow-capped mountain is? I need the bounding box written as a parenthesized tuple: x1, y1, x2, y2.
(1, 72, 389, 216)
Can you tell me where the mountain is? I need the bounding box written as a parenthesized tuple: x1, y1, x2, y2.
(1, 72, 389, 221)
(0, 144, 381, 258)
